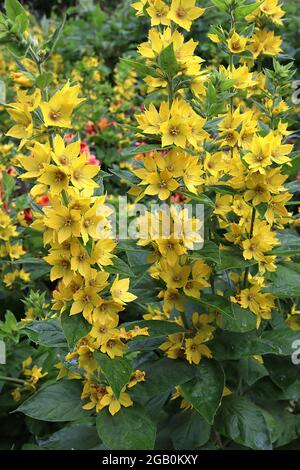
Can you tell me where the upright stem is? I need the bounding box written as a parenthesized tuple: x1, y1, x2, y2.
(167, 78, 174, 107)
(243, 207, 256, 288)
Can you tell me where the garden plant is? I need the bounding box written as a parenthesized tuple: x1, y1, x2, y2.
(0, 0, 300, 451)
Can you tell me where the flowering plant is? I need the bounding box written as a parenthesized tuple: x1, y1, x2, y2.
(0, 0, 300, 451)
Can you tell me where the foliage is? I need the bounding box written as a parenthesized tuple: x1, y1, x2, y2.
(0, 0, 299, 452)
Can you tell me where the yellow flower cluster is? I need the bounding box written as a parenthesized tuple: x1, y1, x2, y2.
(129, 0, 294, 357)
(12, 356, 48, 402)
(6, 70, 144, 415)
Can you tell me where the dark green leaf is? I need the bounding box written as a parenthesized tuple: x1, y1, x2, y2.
(16, 381, 87, 421)
(181, 359, 224, 424)
(96, 406, 156, 450)
(94, 351, 133, 399)
(22, 319, 67, 348)
(131, 358, 196, 401)
(38, 424, 101, 450)
(170, 409, 211, 450)
(216, 395, 272, 450)
(61, 313, 91, 349)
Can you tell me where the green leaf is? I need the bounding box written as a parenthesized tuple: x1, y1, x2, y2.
(235, 2, 260, 19)
(121, 58, 162, 79)
(131, 358, 196, 401)
(271, 231, 300, 256)
(11, 11, 27, 33)
(16, 381, 88, 422)
(211, 0, 228, 11)
(109, 167, 139, 185)
(217, 249, 257, 271)
(264, 356, 300, 400)
(106, 257, 135, 277)
(266, 264, 300, 297)
(170, 409, 211, 450)
(158, 43, 179, 77)
(181, 191, 215, 208)
(237, 357, 269, 386)
(122, 144, 164, 158)
(181, 359, 224, 424)
(215, 395, 272, 450)
(2, 171, 15, 202)
(220, 305, 256, 332)
(44, 15, 66, 57)
(61, 313, 91, 349)
(22, 319, 67, 348)
(285, 180, 300, 193)
(94, 352, 133, 399)
(38, 424, 101, 450)
(211, 329, 300, 360)
(191, 240, 220, 264)
(12, 257, 47, 266)
(35, 72, 53, 90)
(196, 294, 236, 319)
(96, 406, 156, 450)
(5, 0, 26, 22)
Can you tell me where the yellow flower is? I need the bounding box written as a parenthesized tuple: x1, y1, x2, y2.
(38, 165, 69, 194)
(131, 0, 148, 16)
(70, 286, 101, 322)
(110, 276, 137, 305)
(90, 315, 119, 347)
(144, 169, 179, 200)
(40, 82, 84, 128)
(147, 0, 170, 26)
(100, 386, 133, 416)
(6, 105, 33, 143)
(51, 134, 80, 168)
(227, 31, 247, 53)
(185, 334, 212, 365)
(44, 203, 81, 243)
(168, 0, 205, 31)
(160, 116, 190, 148)
(208, 33, 221, 44)
(244, 135, 272, 174)
(160, 263, 190, 289)
(10, 71, 33, 88)
(128, 370, 146, 388)
(18, 142, 51, 180)
(70, 154, 99, 190)
(243, 236, 265, 262)
(100, 336, 127, 359)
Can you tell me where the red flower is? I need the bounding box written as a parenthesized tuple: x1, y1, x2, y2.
(88, 154, 100, 166)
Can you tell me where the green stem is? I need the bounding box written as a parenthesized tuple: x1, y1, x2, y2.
(167, 78, 174, 107)
(0, 375, 26, 385)
(243, 207, 256, 289)
(180, 311, 189, 330)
